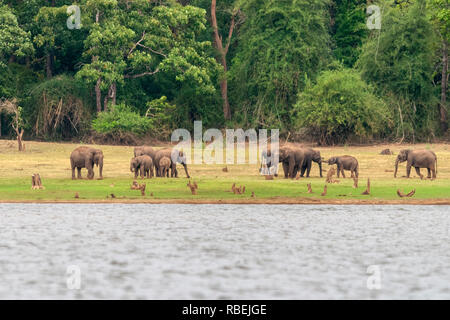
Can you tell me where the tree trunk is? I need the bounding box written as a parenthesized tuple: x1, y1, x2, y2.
(111, 82, 116, 106)
(440, 40, 448, 133)
(103, 83, 117, 111)
(219, 57, 231, 120)
(211, 0, 235, 121)
(46, 53, 53, 79)
(17, 128, 24, 151)
(95, 78, 102, 113)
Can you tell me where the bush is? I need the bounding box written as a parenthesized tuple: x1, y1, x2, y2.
(24, 75, 92, 140)
(92, 103, 152, 137)
(292, 68, 392, 145)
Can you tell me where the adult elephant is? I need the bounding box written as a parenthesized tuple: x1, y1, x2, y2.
(134, 146, 157, 175)
(394, 149, 437, 179)
(279, 146, 305, 179)
(70, 146, 104, 180)
(327, 155, 358, 178)
(154, 148, 190, 178)
(299, 148, 323, 178)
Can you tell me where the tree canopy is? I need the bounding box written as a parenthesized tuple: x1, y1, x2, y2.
(0, 0, 448, 143)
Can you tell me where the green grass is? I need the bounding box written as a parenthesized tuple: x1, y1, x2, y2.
(0, 176, 449, 202)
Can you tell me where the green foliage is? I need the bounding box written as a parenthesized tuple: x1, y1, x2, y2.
(428, 0, 450, 42)
(229, 0, 332, 129)
(92, 103, 152, 136)
(76, 1, 220, 100)
(0, 0, 448, 141)
(145, 96, 176, 136)
(331, 0, 368, 67)
(0, 4, 34, 68)
(292, 68, 392, 145)
(357, 1, 439, 140)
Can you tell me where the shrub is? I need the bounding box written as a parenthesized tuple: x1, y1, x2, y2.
(292, 68, 392, 145)
(145, 96, 176, 139)
(92, 103, 152, 137)
(24, 75, 92, 140)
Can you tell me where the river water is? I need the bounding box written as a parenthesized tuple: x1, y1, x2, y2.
(0, 204, 449, 299)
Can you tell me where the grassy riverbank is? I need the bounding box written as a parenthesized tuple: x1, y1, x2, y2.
(0, 140, 449, 204)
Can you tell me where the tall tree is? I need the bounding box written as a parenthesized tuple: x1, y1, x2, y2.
(76, 0, 219, 113)
(210, 0, 241, 120)
(229, 0, 332, 128)
(0, 3, 33, 69)
(331, 0, 368, 67)
(358, 0, 438, 140)
(428, 0, 449, 133)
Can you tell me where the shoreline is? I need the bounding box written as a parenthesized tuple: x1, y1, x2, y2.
(1, 198, 450, 205)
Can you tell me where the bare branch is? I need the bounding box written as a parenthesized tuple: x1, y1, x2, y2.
(124, 68, 160, 79)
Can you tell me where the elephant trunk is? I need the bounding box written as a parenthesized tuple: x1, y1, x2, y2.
(98, 157, 103, 179)
(394, 158, 399, 178)
(183, 163, 190, 179)
(318, 161, 323, 178)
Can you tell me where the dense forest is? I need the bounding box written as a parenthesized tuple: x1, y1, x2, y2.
(0, 0, 448, 145)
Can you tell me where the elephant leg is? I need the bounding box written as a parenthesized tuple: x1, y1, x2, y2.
(140, 167, 144, 179)
(427, 168, 431, 179)
(341, 169, 346, 179)
(406, 164, 412, 178)
(415, 167, 422, 179)
(72, 166, 76, 180)
(292, 165, 299, 179)
(431, 168, 436, 179)
(300, 164, 307, 178)
(336, 166, 341, 178)
(306, 162, 312, 178)
(77, 167, 82, 179)
(134, 170, 138, 179)
(282, 162, 289, 178)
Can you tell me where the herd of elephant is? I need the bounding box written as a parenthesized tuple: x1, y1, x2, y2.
(260, 146, 438, 180)
(70, 146, 189, 180)
(69, 145, 438, 181)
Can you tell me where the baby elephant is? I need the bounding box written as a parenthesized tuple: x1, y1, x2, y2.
(159, 156, 171, 178)
(327, 155, 359, 178)
(130, 155, 154, 179)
